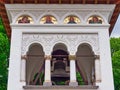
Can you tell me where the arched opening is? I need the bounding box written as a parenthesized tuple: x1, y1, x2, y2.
(64, 15, 80, 24)
(76, 43, 95, 85)
(87, 15, 103, 24)
(51, 43, 70, 85)
(26, 43, 45, 85)
(17, 15, 34, 24)
(40, 15, 57, 24)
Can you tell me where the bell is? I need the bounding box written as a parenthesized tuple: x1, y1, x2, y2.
(51, 61, 69, 77)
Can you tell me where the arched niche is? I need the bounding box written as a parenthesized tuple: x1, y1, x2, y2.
(26, 43, 45, 85)
(87, 15, 104, 24)
(52, 43, 69, 62)
(51, 43, 70, 85)
(40, 15, 57, 24)
(16, 15, 34, 24)
(76, 43, 95, 85)
(53, 43, 68, 52)
(64, 15, 80, 24)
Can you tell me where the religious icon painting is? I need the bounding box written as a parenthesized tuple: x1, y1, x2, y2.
(88, 15, 103, 24)
(40, 15, 57, 24)
(64, 16, 80, 24)
(17, 15, 34, 24)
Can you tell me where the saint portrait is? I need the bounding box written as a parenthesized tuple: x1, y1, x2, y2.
(88, 16, 103, 24)
(64, 16, 80, 24)
(40, 15, 57, 24)
(17, 15, 33, 24)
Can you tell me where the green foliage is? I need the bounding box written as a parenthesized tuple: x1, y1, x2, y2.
(0, 18, 5, 33)
(0, 17, 10, 90)
(110, 38, 120, 90)
(76, 72, 84, 85)
(110, 37, 120, 56)
(55, 81, 65, 85)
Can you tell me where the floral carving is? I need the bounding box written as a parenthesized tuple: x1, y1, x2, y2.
(22, 33, 99, 55)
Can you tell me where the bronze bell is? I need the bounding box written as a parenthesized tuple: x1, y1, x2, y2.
(51, 61, 69, 78)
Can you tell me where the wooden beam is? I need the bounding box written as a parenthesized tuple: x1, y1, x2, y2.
(71, 0, 74, 4)
(83, 0, 86, 4)
(34, 0, 38, 4)
(47, 0, 50, 4)
(116, 0, 120, 4)
(94, 0, 98, 4)
(10, 0, 14, 3)
(22, 0, 26, 4)
(59, 0, 61, 4)
(106, 0, 110, 4)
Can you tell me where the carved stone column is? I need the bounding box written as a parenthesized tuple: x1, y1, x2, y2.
(95, 55, 101, 83)
(20, 55, 27, 82)
(43, 55, 52, 86)
(69, 55, 78, 86)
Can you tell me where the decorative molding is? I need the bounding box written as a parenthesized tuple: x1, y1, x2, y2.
(94, 55, 100, 60)
(45, 55, 52, 60)
(69, 55, 76, 60)
(22, 33, 99, 56)
(21, 55, 27, 60)
(5, 4, 115, 24)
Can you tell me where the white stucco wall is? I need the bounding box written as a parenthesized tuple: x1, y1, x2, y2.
(6, 4, 115, 90)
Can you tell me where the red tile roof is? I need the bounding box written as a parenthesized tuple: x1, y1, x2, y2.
(0, 0, 120, 38)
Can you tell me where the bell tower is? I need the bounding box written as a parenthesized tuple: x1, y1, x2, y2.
(2, 1, 119, 90)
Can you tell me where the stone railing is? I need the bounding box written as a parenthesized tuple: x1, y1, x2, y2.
(23, 85, 99, 90)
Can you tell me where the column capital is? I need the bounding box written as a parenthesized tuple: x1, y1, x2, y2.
(45, 55, 51, 60)
(94, 55, 100, 60)
(69, 55, 76, 60)
(21, 55, 27, 60)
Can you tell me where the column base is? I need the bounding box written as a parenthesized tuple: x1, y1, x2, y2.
(69, 81, 78, 86)
(43, 81, 52, 86)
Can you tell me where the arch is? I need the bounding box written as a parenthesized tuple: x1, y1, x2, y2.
(76, 41, 98, 55)
(40, 15, 57, 24)
(27, 43, 44, 55)
(87, 15, 103, 24)
(76, 43, 95, 85)
(13, 12, 35, 24)
(52, 43, 68, 52)
(51, 43, 70, 85)
(38, 12, 59, 23)
(52, 43, 69, 61)
(85, 13, 107, 24)
(26, 43, 45, 85)
(76, 43, 94, 55)
(17, 15, 33, 24)
(50, 40, 69, 53)
(61, 13, 83, 24)
(23, 40, 45, 56)
(64, 15, 80, 24)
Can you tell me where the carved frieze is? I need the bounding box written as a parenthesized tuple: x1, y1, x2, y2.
(22, 33, 99, 55)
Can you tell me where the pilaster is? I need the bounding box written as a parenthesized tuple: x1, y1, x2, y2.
(43, 55, 52, 86)
(69, 55, 78, 86)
